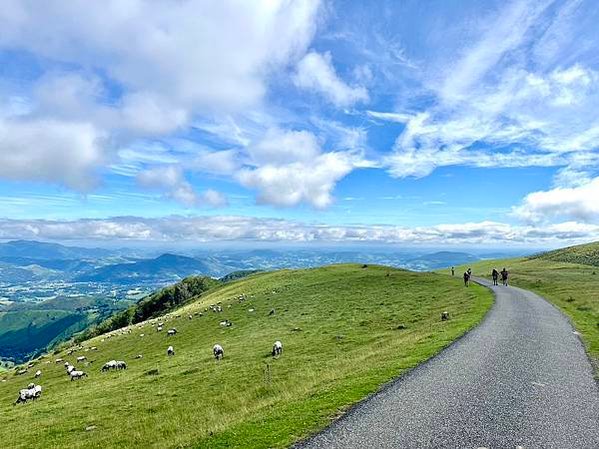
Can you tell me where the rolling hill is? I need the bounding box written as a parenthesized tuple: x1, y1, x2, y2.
(0, 264, 491, 448)
(530, 241, 599, 266)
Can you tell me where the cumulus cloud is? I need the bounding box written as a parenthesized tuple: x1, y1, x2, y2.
(294, 51, 368, 107)
(513, 176, 599, 223)
(238, 128, 358, 208)
(137, 166, 227, 208)
(0, 0, 322, 189)
(0, 216, 597, 246)
(0, 117, 104, 190)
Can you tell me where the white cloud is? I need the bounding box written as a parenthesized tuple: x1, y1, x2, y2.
(238, 128, 360, 208)
(239, 152, 354, 208)
(376, 0, 599, 182)
(294, 51, 368, 107)
(137, 166, 226, 208)
(192, 150, 241, 176)
(0, 117, 104, 190)
(249, 128, 320, 165)
(513, 176, 599, 223)
(0, 216, 597, 246)
(0, 0, 322, 190)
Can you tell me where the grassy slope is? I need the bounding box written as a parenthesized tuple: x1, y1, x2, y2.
(453, 257, 599, 373)
(0, 265, 492, 449)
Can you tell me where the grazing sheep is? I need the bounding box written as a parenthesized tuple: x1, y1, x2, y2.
(167, 346, 175, 356)
(14, 384, 42, 405)
(34, 370, 42, 378)
(55, 358, 63, 364)
(66, 365, 75, 374)
(272, 340, 283, 357)
(158, 322, 164, 327)
(140, 333, 145, 337)
(213, 344, 224, 360)
(115, 361, 127, 370)
(441, 311, 450, 321)
(70, 370, 87, 381)
(188, 314, 193, 320)
(16, 369, 28, 376)
(219, 320, 232, 327)
(167, 328, 177, 336)
(101, 360, 117, 372)
(135, 354, 143, 359)
(157, 326, 163, 332)
(90, 346, 98, 351)
(76, 356, 87, 362)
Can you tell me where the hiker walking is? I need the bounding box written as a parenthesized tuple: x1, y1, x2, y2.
(492, 268, 499, 286)
(467, 267, 472, 278)
(500, 268, 509, 286)
(463, 270, 470, 287)
(451, 266, 455, 276)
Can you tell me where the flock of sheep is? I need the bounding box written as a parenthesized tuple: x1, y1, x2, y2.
(10, 292, 285, 406)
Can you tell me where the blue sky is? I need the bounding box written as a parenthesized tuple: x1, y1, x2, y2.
(0, 0, 598, 247)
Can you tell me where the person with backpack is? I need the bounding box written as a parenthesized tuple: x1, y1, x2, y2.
(500, 268, 509, 286)
(492, 268, 499, 286)
(463, 270, 470, 287)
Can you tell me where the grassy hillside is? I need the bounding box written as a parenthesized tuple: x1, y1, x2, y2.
(530, 241, 599, 266)
(453, 256, 599, 374)
(0, 264, 492, 448)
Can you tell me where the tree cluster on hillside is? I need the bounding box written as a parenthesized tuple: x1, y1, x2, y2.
(75, 276, 220, 342)
(219, 269, 262, 283)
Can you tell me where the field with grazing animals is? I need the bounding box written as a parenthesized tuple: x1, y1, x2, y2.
(0, 264, 492, 448)
(453, 242, 599, 375)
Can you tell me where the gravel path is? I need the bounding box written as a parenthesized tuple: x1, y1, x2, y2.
(296, 278, 599, 449)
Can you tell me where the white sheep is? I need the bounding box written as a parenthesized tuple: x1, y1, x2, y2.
(101, 360, 117, 372)
(34, 370, 42, 378)
(66, 365, 75, 374)
(70, 370, 87, 381)
(213, 344, 224, 360)
(219, 320, 232, 327)
(167, 328, 177, 336)
(157, 326, 163, 332)
(167, 346, 175, 356)
(14, 384, 42, 405)
(115, 361, 127, 370)
(272, 340, 283, 357)
(76, 356, 87, 362)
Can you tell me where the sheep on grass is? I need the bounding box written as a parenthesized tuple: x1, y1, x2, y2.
(272, 340, 283, 357)
(213, 344, 224, 360)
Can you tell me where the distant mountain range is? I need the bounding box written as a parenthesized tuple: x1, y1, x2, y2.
(74, 253, 223, 284)
(0, 240, 113, 260)
(405, 251, 480, 270)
